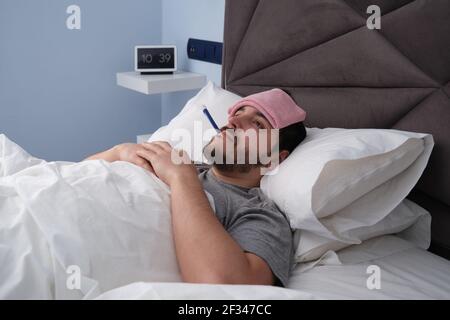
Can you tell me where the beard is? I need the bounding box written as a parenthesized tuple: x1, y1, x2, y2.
(213, 162, 260, 174)
(202, 136, 263, 174)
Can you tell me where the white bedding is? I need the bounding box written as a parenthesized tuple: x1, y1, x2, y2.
(0, 134, 182, 299)
(1, 134, 449, 300)
(288, 235, 450, 299)
(96, 235, 450, 300)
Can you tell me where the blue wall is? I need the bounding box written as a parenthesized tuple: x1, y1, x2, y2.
(161, 0, 225, 125)
(0, 0, 163, 161)
(0, 0, 226, 161)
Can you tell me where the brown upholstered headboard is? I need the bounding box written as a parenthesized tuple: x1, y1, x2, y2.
(221, 0, 450, 259)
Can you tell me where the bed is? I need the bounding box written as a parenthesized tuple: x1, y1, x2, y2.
(1, 0, 449, 300)
(99, 0, 450, 300)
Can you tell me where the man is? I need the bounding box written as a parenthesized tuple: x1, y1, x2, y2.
(86, 89, 307, 287)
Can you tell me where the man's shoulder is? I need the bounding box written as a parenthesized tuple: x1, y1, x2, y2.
(248, 188, 291, 222)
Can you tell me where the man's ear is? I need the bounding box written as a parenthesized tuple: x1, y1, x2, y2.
(279, 150, 289, 164)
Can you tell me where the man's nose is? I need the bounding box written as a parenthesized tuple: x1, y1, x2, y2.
(227, 115, 242, 129)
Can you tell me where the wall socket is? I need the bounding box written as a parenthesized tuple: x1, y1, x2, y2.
(187, 38, 223, 65)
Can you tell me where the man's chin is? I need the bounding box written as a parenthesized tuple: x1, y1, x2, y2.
(212, 163, 261, 174)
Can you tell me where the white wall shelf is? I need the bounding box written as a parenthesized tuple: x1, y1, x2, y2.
(116, 70, 206, 95)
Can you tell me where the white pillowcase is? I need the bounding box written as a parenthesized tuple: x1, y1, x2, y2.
(261, 127, 433, 262)
(260, 127, 431, 227)
(294, 198, 431, 262)
(148, 81, 242, 162)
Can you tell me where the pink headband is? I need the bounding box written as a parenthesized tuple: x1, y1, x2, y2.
(227, 89, 306, 129)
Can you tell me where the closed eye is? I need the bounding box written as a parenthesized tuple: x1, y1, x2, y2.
(253, 120, 264, 129)
(235, 107, 245, 115)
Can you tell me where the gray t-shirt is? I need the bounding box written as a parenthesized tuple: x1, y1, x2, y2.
(197, 167, 294, 287)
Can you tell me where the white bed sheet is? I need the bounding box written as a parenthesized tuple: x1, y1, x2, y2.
(96, 235, 450, 300)
(287, 235, 450, 299)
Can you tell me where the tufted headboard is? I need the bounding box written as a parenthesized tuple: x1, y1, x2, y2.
(221, 0, 450, 259)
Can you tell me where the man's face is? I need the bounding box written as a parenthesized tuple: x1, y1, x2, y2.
(203, 105, 279, 171)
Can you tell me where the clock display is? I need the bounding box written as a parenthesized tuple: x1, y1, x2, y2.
(136, 47, 176, 70)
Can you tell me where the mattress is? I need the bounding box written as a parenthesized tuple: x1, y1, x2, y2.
(95, 235, 450, 300)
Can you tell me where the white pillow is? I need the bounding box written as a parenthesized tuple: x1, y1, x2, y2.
(148, 81, 242, 162)
(260, 127, 433, 231)
(294, 198, 431, 262)
(260, 127, 433, 262)
(261, 127, 430, 220)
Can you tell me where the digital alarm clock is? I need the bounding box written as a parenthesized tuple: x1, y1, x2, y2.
(135, 45, 177, 74)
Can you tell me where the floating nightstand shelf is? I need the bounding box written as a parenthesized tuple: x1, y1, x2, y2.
(116, 70, 206, 95)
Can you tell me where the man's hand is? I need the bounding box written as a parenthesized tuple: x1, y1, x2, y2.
(136, 141, 197, 186)
(84, 143, 154, 172)
(114, 143, 155, 172)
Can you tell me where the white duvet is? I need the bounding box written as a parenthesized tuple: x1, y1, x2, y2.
(0, 134, 182, 299)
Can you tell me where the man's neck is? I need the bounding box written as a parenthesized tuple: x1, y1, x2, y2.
(211, 165, 261, 189)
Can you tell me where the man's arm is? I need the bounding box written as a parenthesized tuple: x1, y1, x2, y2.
(170, 171, 275, 284)
(84, 145, 119, 162)
(83, 143, 153, 172)
(136, 141, 274, 285)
